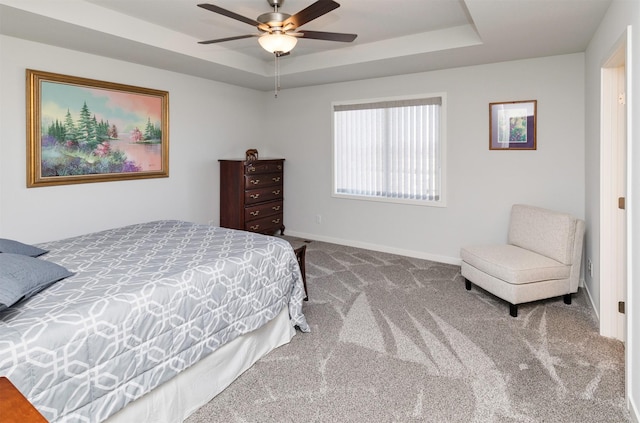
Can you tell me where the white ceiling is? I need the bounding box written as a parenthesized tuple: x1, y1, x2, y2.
(0, 0, 612, 91)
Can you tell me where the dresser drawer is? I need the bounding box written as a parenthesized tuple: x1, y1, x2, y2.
(244, 172, 282, 189)
(245, 214, 284, 234)
(245, 200, 283, 221)
(245, 161, 283, 174)
(245, 186, 283, 205)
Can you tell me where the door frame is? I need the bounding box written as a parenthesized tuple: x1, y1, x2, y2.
(600, 32, 627, 341)
(599, 25, 632, 402)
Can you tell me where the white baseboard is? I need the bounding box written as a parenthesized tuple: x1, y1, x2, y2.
(284, 230, 461, 266)
(581, 279, 600, 321)
(631, 398, 639, 423)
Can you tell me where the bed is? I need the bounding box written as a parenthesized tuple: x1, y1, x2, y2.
(0, 220, 309, 422)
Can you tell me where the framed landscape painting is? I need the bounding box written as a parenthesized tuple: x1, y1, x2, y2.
(26, 69, 169, 187)
(489, 100, 536, 150)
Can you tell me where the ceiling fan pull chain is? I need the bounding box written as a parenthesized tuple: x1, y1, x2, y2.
(274, 53, 280, 98)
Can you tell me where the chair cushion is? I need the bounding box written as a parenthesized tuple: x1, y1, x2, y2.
(461, 244, 571, 285)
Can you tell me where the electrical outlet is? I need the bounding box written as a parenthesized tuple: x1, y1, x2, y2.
(316, 214, 322, 224)
(587, 258, 593, 277)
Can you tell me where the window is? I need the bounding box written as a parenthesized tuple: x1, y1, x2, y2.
(333, 94, 445, 206)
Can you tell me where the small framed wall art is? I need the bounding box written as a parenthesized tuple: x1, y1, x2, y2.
(489, 100, 537, 150)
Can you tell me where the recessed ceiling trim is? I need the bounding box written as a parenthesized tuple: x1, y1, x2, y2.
(0, 0, 270, 76)
(0, 0, 613, 92)
(279, 25, 483, 76)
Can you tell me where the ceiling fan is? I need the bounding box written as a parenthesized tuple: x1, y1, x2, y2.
(197, 0, 357, 56)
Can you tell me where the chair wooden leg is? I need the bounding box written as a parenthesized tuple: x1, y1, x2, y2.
(509, 304, 518, 317)
(563, 294, 572, 305)
(465, 279, 472, 290)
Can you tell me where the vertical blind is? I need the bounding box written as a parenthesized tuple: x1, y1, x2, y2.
(333, 96, 442, 202)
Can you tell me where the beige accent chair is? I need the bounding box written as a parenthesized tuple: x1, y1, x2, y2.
(460, 204, 585, 317)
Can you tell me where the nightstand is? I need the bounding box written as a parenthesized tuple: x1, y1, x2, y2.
(294, 245, 308, 301)
(0, 377, 48, 423)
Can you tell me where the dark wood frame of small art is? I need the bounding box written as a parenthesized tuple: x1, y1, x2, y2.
(26, 69, 169, 187)
(489, 100, 537, 150)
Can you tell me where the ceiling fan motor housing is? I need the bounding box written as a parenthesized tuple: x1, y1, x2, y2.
(257, 12, 291, 30)
(267, 0, 285, 8)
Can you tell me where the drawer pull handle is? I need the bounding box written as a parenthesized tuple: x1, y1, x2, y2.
(250, 179, 260, 185)
(272, 219, 280, 224)
(272, 190, 281, 195)
(250, 211, 260, 216)
(250, 193, 260, 199)
(277, 165, 282, 170)
(247, 167, 256, 172)
(272, 177, 281, 182)
(250, 224, 260, 230)
(272, 206, 281, 211)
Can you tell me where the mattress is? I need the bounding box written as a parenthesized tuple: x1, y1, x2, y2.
(0, 220, 309, 422)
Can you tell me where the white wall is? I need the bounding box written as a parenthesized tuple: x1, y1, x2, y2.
(0, 36, 588, 266)
(0, 35, 266, 243)
(585, 0, 639, 420)
(265, 54, 586, 264)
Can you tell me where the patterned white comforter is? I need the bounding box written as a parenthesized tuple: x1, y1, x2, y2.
(0, 220, 309, 422)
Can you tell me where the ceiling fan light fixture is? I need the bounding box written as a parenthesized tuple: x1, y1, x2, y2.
(258, 32, 298, 54)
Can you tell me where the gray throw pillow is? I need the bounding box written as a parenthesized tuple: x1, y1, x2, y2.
(0, 238, 48, 257)
(0, 253, 74, 311)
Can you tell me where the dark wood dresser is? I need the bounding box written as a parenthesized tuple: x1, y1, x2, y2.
(219, 158, 285, 235)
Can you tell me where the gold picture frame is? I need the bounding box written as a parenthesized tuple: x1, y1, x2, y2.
(26, 69, 169, 187)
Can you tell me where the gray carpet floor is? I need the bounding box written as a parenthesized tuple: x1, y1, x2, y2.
(186, 238, 629, 422)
